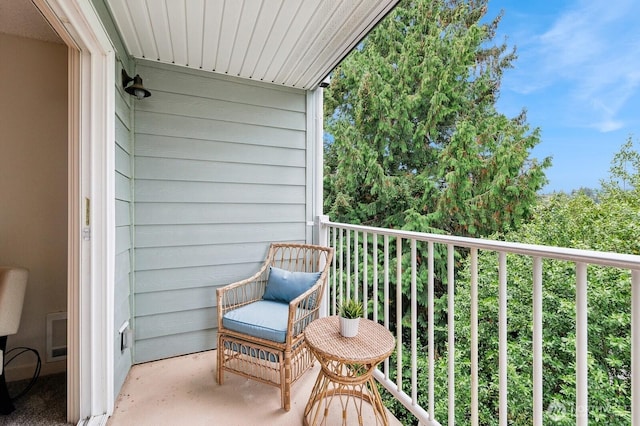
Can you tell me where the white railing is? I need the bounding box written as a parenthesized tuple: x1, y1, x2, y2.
(318, 217, 640, 426)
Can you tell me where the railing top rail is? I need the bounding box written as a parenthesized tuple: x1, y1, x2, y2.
(321, 218, 640, 271)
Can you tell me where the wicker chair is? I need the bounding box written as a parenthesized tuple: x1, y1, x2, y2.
(216, 243, 334, 411)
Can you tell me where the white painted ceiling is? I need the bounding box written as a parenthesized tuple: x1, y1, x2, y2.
(0, 0, 62, 44)
(105, 0, 399, 90)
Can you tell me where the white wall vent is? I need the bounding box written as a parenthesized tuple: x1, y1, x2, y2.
(46, 312, 67, 362)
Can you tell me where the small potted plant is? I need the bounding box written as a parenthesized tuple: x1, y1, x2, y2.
(338, 298, 363, 338)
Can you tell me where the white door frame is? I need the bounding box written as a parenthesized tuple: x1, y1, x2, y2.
(33, 1, 115, 423)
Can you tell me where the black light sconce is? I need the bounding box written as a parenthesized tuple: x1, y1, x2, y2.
(122, 69, 151, 100)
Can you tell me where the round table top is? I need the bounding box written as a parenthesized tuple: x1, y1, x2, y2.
(304, 316, 395, 364)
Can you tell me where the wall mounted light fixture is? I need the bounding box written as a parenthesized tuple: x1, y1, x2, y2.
(122, 69, 151, 100)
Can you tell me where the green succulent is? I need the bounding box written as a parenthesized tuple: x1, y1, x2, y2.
(338, 299, 363, 319)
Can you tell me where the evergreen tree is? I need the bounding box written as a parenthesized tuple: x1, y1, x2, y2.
(324, 0, 550, 237)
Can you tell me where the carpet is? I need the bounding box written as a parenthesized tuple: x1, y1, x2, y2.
(0, 373, 68, 425)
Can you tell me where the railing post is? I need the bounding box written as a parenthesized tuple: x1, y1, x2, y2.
(317, 215, 329, 317)
(471, 248, 479, 426)
(373, 234, 379, 322)
(447, 244, 455, 426)
(383, 235, 390, 377)
(411, 240, 418, 405)
(533, 257, 543, 426)
(339, 228, 344, 309)
(363, 232, 368, 319)
(332, 226, 337, 316)
(576, 262, 588, 425)
(632, 269, 639, 426)
(354, 231, 359, 301)
(346, 229, 351, 301)
(396, 237, 403, 391)
(498, 252, 507, 426)
(317, 215, 329, 248)
(428, 241, 435, 417)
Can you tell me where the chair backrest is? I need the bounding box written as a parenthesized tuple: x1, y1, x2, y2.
(0, 266, 29, 336)
(266, 243, 333, 274)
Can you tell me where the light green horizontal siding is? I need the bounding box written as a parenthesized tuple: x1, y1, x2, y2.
(136, 308, 217, 341)
(135, 263, 263, 294)
(135, 180, 305, 203)
(115, 115, 132, 154)
(116, 200, 130, 226)
(139, 91, 306, 131)
(115, 226, 131, 255)
(135, 242, 270, 272)
(135, 157, 304, 184)
(115, 172, 131, 202)
(135, 111, 305, 149)
(134, 329, 216, 364)
(137, 64, 306, 112)
(115, 145, 131, 178)
(136, 286, 217, 317)
(138, 307, 217, 340)
(135, 223, 305, 248)
(134, 203, 305, 225)
(135, 135, 305, 167)
(113, 63, 134, 400)
(132, 60, 308, 363)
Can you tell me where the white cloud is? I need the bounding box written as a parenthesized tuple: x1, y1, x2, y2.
(593, 119, 624, 133)
(504, 0, 640, 132)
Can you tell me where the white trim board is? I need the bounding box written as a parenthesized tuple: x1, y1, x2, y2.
(33, 0, 116, 423)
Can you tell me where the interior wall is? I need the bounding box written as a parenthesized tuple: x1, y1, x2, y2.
(0, 32, 68, 379)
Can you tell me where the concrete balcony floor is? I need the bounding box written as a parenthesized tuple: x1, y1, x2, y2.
(108, 350, 402, 425)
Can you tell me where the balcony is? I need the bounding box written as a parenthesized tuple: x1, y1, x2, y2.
(110, 217, 639, 425)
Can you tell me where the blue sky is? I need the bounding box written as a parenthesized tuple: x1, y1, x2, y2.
(486, 0, 640, 192)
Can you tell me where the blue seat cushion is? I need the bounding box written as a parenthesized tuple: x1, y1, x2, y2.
(263, 266, 321, 305)
(222, 300, 290, 343)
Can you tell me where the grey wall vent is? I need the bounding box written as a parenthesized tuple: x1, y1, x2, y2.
(46, 312, 67, 362)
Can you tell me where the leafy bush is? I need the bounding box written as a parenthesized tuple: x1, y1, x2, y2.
(381, 139, 639, 424)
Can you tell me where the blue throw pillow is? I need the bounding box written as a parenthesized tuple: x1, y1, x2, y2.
(263, 266, 321, 304)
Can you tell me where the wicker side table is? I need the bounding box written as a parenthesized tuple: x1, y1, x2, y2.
(303, 316, 395, 426)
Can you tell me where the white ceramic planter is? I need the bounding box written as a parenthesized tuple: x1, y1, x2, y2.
(339, 317, 360, 338)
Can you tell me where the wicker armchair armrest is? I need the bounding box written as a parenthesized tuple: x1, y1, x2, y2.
(288, 276, 326, 339)
(217, 267, 270, 327)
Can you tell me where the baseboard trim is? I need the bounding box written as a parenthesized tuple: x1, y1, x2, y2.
(3, 359, 66, 382)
